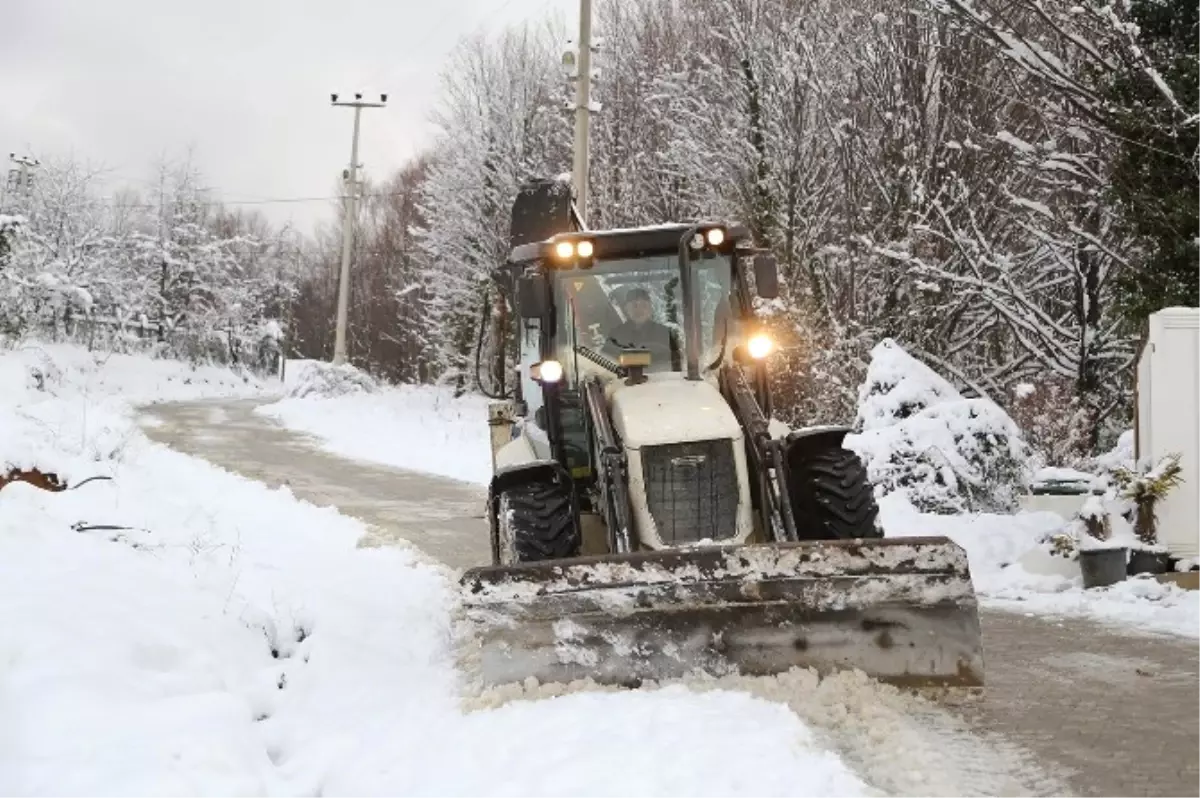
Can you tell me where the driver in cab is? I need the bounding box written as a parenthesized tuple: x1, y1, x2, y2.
(607, 287, 681, 370)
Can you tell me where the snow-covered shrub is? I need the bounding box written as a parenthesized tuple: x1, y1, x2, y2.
(286, 361, 378, 399)
(1075, 495, 1112, 544)
(845, 339, 1032, 514)
(0, 343, 65, 394)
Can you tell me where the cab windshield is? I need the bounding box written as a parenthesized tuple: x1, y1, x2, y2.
(553, 253, 734, 383)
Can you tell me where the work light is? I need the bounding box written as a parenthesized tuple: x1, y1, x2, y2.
(747, 333, 774, 359)
(534, 360, 564, 383)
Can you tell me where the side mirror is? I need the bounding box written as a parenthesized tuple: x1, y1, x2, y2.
(753, 254, 779, 299)
(517, 274, 549, 319)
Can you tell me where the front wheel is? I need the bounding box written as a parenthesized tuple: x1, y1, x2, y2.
(789, 446, 881, 541)
(494, 480, 580, 565)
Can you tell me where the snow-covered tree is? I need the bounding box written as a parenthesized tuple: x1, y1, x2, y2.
(413, 22, 572, 392)
(0, 214, 18, 264)
(0, 154, 299, 371)
(282, 0, 1168, 461)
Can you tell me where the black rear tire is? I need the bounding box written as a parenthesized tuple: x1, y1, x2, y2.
(789, 446, 881, 540)
(495, 480, 580, 564)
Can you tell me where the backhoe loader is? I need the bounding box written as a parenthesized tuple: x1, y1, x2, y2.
(460, 179, 984, 689)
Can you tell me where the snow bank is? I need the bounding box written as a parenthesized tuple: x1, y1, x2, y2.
(258, 372, 492, 485)
(0, 341, 270, 484)
(0, 340, 268, 405)
(283, 358, 378, 398)
(849, 345, 1193, 637)
(847, 339, 1031, 514)
(879, 492, 1199, 638)
(0, 345, 870, 795)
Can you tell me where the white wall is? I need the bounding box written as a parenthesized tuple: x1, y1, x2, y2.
(1137, 308, 1199, 560)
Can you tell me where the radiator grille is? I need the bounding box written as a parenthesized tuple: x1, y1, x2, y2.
(641, 439, 739, 544)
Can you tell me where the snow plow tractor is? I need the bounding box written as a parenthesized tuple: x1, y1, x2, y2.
(460, 179, 984, 690)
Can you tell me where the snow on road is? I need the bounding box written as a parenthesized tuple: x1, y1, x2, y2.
(0, 344, 868, 795)
(257, 360, 493, 485)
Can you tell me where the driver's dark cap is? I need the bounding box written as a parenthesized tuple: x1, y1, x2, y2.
(625, 287, 651, 304)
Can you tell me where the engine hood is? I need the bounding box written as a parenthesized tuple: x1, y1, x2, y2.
(609, 375, 742, 449)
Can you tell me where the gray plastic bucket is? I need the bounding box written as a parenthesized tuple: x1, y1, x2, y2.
(1079, 548, 1128, 589)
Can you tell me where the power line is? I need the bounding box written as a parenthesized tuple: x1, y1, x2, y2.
(43, 189, 417, 211)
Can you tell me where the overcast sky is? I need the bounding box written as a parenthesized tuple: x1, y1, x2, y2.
(1, 0, 573, 232)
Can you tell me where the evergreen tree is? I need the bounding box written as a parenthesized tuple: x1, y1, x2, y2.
(1105, 0, 1199, 323)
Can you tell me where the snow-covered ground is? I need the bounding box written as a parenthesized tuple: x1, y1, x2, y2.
(255, 360, 492, 485)
(879, 492, 1199, 638)
(0, 342, 269, 485)
(0, 344, 869, 795)
(8, 344, 1190, 792)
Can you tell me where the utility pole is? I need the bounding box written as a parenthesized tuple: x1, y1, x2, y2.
(4, 153, 40, 212)
(567, 0, 598, 226)
(330, 92, 387, 365)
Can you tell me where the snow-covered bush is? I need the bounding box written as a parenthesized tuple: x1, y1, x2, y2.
(286, 361, 378, 399)
(845, 339, 1032, 514)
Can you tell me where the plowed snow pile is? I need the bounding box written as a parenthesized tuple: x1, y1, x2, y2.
(0, 343, 866, 796)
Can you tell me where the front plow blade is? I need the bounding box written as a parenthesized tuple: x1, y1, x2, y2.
(458, 537, 984, 689)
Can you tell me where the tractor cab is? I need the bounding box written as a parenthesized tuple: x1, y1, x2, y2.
(511, 223, 778, 379)
(506, 223, 780, 494)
